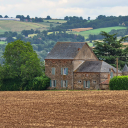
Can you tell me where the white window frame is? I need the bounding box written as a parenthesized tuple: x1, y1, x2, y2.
(63, 68, 67, 75)
(85, 81, 90, 88)
(63, 80, 66, 88)
(52, 80, 56, 87)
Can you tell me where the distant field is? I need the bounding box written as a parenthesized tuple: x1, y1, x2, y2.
(67, 26, 127, 39)
(87, 43, 93, 47)
(28, 34, 37, 38)
(70, 27, 93, 32)
(0, 41, 7, 44)
(43, 19, 67, 23)
(0, 20, 66, 34)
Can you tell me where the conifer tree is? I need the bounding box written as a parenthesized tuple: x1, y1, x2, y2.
(93, 31, 128, 69)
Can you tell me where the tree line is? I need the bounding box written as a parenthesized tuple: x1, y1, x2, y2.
(0, 15, 52, 22)
(0, 29, 85, 64)
(50, 15, 128, 32)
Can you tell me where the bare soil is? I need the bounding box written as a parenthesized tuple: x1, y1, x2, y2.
(70, 28, 93, 32)
(0, 91, 128, 128)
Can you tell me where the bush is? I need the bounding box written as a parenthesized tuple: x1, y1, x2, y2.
(109, 76, 128, 90)
(24, 76, 50, 91)
(0, 78, 21, 91)
(0, 76, 50, 91)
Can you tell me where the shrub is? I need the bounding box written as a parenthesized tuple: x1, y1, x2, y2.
(0, 78, 21, 91)
(24, 76, 50, 91)
(109, 76, 128, 90)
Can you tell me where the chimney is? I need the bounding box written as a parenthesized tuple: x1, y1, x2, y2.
(78, 48, 80, 51)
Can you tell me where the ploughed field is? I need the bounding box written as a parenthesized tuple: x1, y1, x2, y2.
(0, 91, 128, 127)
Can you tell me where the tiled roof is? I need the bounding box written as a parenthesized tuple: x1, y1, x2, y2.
(45, 42, 85, 59)
(122, 64, 128, 72)
(75, 60, 122, 73)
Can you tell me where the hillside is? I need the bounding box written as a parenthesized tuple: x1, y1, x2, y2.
(0, 16, 128, 65)
(0, 20, 67, 34)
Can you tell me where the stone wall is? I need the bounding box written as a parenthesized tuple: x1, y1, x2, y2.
(74, 43, 98, 60)
(45, 59, 73, 90)
(73, 72, 100, 90)
(73, 60, 84, 71)
(122, 72, 128, 75)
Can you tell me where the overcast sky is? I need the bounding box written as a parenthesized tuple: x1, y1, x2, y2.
(0, 0, 128, 19)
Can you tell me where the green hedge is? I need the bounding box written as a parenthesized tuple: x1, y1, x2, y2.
(0, 76, 50, 91)
(25, 77, 50, 91)
(0, 78, 21, 91)
(109, 76, 128, 90)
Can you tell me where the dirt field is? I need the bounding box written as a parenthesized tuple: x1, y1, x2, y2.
(70, 28, 93, 32)
(0, 91, 128, 128)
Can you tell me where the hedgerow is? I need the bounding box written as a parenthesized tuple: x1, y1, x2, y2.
(109, 76, 128, 90)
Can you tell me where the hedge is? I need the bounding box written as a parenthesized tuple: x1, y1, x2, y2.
(109, 76, 128, 90)
(0, 76, 50, 91)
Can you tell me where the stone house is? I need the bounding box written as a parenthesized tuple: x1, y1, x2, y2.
(45, 42, 122, 90)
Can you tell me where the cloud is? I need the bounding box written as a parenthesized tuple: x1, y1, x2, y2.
(0, 0, 128, 19)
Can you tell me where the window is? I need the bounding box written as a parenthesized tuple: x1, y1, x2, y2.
(63, 80, 66, 87)
(50, 80, 56, 87)
(52, 67, 55, 75)
(110, 72, 113, 79)
(78, 80, 82, 83)
(61, 68, 68, 75)
(93, 81, 96, 84)
(61, 80, 68, 88)
(63, 68, 67, 75)
(83, 80, 90, 88)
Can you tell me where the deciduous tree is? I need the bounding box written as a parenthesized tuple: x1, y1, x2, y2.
(2, 40, 43, 83)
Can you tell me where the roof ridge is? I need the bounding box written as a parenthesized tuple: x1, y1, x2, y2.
(57, 42, 86, 43)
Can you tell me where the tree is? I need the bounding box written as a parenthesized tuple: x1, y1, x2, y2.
(4, 15, 9, 18)
(64, 16, 69, 20)
(16, 34, 24, 40)
(50, 23, 53, 29)
(0, 15, 3, 18)
(93, 31, 128, 69)
(46, 15, 51, 20)
(42, 30, 48, 36)
(21, 30, 28, 37)
(26, 15, 30, 21)
(2, 40, 43, 87)
(6, 36, 14, 43)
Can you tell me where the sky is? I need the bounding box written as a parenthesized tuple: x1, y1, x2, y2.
(0, 0, 128, 20)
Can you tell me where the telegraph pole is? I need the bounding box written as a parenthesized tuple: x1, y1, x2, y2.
(116, 58, 118, 76)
